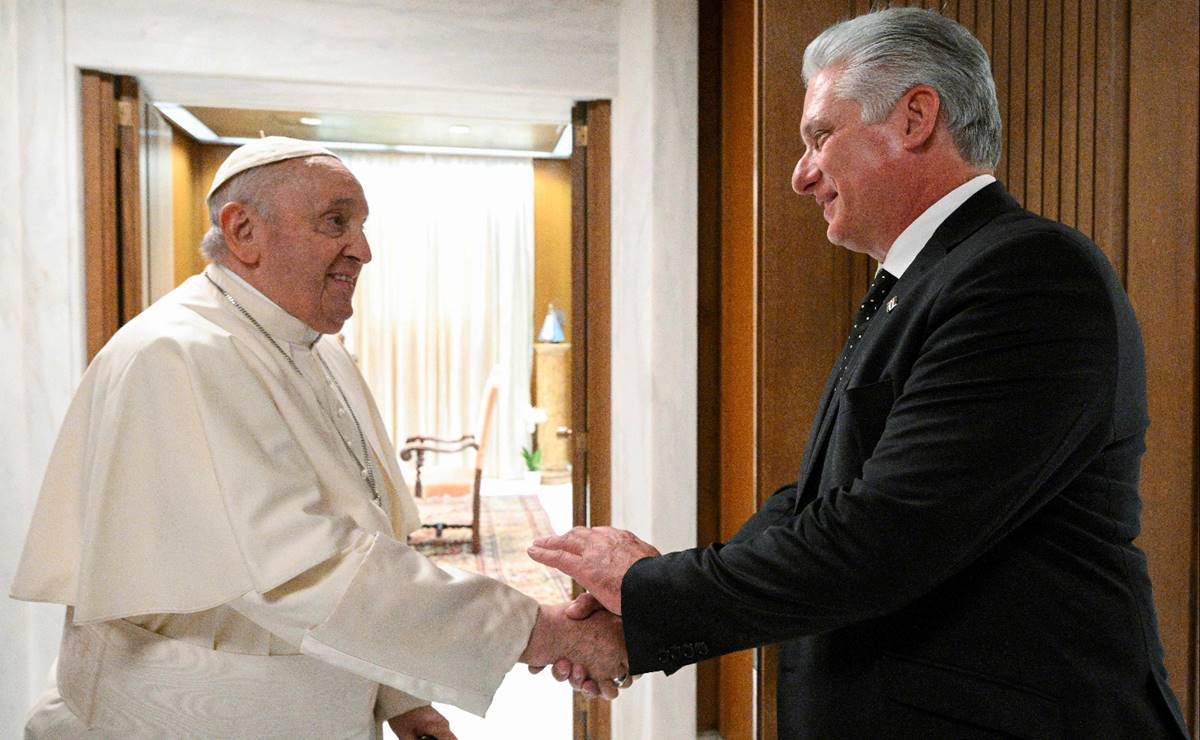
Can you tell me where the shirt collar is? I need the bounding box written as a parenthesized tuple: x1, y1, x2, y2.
(880, 174, 996, 278)
(205, 262, 322, 347)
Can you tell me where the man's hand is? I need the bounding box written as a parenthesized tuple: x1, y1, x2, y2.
(527, 527, 660, 615)
(387, 705, 455, 740)
(519, 602, 628, 700)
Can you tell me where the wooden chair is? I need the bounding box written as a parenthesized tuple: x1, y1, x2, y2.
(400, 366, 501, 554)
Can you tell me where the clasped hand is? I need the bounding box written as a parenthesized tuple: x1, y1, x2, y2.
(519, 597, 628, 699)
(522, 526, 661, 700)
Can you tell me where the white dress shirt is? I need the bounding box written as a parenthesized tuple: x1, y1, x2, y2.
(881, 174, 996, 278)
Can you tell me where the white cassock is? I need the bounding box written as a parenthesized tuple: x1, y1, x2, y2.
(11, 263, 538, 739)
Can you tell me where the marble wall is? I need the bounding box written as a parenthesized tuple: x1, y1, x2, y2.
(2, 0, 698, 736)
(610, 1, 699, 737)
(1, 1, 85, 732)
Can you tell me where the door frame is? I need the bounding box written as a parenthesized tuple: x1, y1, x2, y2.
(81, 70, 144, 359)
(569, 98, 613, 740)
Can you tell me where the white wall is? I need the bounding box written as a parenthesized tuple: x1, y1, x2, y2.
(610, 1, 699, 738)
(1, 0, 699, 736)
(1, 0, 84, 728)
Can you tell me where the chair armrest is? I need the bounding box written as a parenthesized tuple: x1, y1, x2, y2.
(399, 440, 479, 462)
(404, 434, 475, 445)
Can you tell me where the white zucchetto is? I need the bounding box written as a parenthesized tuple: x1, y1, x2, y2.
(207, 136, 339, 199)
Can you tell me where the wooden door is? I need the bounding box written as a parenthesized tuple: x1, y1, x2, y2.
(569, 99, 613, 740)
(82, 71, 173, 360)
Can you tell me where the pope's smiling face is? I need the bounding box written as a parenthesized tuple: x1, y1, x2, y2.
(253, 156, 371, 334)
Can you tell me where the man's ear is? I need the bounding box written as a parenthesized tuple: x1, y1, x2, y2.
(219, 201, 263, 266)
(898, 84, 941, 151)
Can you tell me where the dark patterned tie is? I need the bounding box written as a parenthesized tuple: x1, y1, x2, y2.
(837, 268, 897, 386)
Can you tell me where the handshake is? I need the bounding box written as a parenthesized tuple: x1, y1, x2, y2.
(517, 526, 661, 700)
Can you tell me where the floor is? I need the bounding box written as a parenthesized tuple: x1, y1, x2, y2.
(386, 478, 576, 739)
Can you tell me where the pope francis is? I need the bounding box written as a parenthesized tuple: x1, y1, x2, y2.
(11, 137, 626, 739)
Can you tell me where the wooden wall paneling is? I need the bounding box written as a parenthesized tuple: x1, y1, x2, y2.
(696, 0, 723, 732)
(1126, 1, 1199, 729)
(848, 0, 875, 299)
(957, 0, 974, 28)
(974, 1, 992, 60)
(1059, 0, 1080, 228)
(757, 3, 851, 737)
(1025, 0, 1045, 214)
(1092, 0, 1129, 274)
(1041, 0, 1061, 222)
(1077, 0, 1096, 238)
(992, 1, 1011, 181)
(757, 0, 848, 504)
(716, 0, 760, 736)
(1008, 1, 1027, 204)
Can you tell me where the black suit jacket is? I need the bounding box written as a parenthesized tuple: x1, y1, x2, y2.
(621, 183, 1190, 738)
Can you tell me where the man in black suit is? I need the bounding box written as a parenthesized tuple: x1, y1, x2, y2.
(530, 7, 1189, 738)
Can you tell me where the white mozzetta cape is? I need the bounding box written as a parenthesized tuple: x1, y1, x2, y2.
(12, 265, 537, 719)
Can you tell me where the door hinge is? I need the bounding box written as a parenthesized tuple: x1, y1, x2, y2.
(574, 124, 588, 147)
(117, 99, 135, 128)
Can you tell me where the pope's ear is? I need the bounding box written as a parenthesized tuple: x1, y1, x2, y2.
(219, 201, 263, 266)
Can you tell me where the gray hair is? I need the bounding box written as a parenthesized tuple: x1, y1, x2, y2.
(199, 160, 293, 262)
(802, 7, 1001, 169)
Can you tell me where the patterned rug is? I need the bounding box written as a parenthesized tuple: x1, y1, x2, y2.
(407, 494, 572, 604)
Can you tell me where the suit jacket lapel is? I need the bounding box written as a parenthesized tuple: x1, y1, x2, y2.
(793, 181, 1022, 506)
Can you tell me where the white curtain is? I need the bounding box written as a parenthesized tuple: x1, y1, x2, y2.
(340, 151, 534, 480)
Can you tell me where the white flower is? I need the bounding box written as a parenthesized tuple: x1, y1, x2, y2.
(522, 405, 548, 434)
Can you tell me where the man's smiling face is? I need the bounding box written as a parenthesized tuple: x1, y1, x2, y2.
(791, 68, 912, 258)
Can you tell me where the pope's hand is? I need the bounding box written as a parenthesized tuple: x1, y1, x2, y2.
(527, 527, 660, 615)
(387, 705, 456, 740)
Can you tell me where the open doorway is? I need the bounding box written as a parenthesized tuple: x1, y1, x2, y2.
(83, 69, 612, 740)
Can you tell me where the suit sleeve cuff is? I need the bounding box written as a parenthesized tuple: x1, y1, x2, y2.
(622, 555, 713, 676)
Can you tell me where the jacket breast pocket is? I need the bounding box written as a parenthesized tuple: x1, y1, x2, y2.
(824, 379, 896, 488)
(880, 653, 1064, 739)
